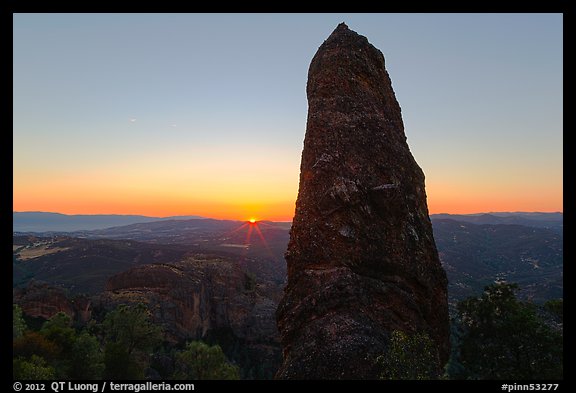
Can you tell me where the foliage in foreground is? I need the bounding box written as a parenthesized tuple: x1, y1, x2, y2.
(173, 341, 240, 380)
(102, 304, 162, 379)
(377, 330, 441, 380)
(453, 283, 563, 380)
(13, 282, 563, 380)
(12, 303, 239, 380)
(13, 311, 104, 380)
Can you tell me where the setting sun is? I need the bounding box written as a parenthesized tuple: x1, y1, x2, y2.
(12, 14, 563, 223)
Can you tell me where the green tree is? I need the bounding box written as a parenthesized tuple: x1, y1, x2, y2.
(42, 311, 73, 329)
(39, 312, 77, 378)
(544, 299, 563, 323)
(13, 304, 27, 339)
(173, 341, 240, 380)
(455, 283, 562, 380)
(68, 331, 104, 379)
(376, 330, 441, 380)
(103, 304, 162, 379)
(40, 312, 76, 353)
(13, 355, 55, 380)
(13, 331, 59, 361)
(103, 304, 162, 355)
(13, 310, 105, 379)
(104, 342, 144, 379)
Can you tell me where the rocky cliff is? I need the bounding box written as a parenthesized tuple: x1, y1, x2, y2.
(102, 255, 281, 379)
(13, 280, 92, 324)
(276, 23, 449, 379)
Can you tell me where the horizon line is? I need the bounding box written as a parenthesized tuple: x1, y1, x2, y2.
(13, 209, 564, 221)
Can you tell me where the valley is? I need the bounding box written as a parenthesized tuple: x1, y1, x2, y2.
(12, 212, 563, 379)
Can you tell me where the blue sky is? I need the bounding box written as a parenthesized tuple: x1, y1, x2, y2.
(13, 13, 563, 219)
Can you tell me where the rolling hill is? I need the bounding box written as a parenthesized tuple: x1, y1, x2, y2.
(12, 212, 562, 378)
(13, 212, 204, 232)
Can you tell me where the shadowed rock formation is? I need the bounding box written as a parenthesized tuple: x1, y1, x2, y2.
(102, 256, 282, 379)
(276, 23, 449, 379)
(13, 281, 92, 324)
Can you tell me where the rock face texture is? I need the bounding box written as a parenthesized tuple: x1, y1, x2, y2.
(13, 281, 92, 324)
(276, 23, 449, 379)
(102, 256, 282, 379)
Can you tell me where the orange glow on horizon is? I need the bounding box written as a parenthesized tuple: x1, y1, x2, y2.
(12, 176, 562, 221)
(12, 145, 301, 221)
(13, 184, 563, 222)
(13, 138, 562, 221)
(12, 176, 298, 221)
(12, 194, 297, 222)
(12, 198, 563, 221)
(425, 183, 563, 216)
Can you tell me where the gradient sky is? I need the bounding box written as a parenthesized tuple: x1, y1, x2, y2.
(13, 13, 563, 221)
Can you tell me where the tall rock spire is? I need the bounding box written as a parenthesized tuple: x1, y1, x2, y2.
(276, 23, 449, 379)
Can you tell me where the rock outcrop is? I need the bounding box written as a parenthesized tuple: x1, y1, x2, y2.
(276, 23, 449, 379)
(13, 280, 92, 324)
(101, 255, 282, 379)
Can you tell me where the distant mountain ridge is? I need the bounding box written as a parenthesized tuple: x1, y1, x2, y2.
(430, 212, 563, 231)
(13, 211, 204, 232)
(14, 211, 563, 234)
